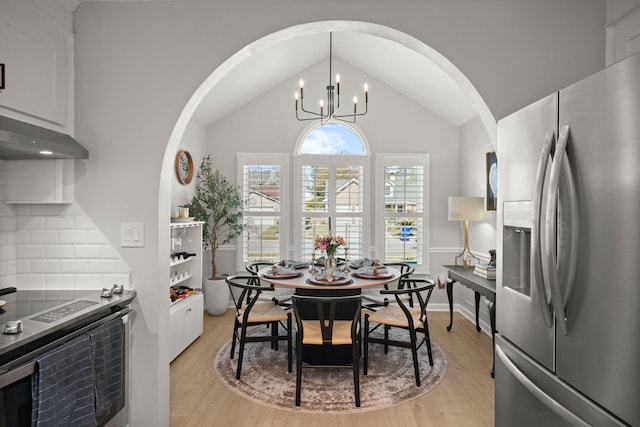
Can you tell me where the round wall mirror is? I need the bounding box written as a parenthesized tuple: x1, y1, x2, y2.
(175, 150, 194, 185)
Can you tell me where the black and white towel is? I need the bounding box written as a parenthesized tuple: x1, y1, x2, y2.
(87, 318, 124, 418)
(31, 335, 96, 427)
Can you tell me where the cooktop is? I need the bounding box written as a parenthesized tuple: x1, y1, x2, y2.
(0, 288, 98, 320)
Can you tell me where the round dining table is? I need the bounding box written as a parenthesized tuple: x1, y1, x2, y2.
(257, 265, 401, 291)
(258, 264, 400, 365)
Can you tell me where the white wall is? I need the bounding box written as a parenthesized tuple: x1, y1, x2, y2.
(72, 1, 605, 425)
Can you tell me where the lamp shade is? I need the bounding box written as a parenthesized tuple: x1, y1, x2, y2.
(448, 197, 484, 221)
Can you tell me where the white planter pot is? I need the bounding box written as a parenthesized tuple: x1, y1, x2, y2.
(203, 277, 230, 316)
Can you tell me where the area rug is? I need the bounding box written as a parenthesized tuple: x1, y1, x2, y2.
(214, 327, 447, 413)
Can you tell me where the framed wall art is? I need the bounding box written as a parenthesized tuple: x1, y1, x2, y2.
(486, 151, 497, 211)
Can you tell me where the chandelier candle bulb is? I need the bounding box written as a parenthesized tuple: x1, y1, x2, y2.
(336, 74, 341, 94)
(365, 84, 369, 103)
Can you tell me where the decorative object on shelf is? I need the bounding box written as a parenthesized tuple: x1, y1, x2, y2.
(486, 151, 497, 211)
(175, 149, 194, 185)
(185, 155, 246, 315)
(448, 196, 484, 269)
(488, 249, 496, 267)
(294, 32, 368, 124)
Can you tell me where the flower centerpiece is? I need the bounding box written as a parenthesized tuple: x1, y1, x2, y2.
(314, 234, 346, 269)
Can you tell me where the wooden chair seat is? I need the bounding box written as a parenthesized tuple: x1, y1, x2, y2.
(366, 305, 424, 329)
(238, 303, 289, 324)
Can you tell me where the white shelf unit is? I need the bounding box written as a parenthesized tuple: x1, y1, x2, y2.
(169, 221, 204, 361)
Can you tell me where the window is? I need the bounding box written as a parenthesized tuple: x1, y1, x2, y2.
(376, 154, 429, 272)
(238, 154, 288, 264)
(296, 124, 367, 261)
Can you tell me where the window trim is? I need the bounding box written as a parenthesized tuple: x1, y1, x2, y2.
(375, 153, 430, 274)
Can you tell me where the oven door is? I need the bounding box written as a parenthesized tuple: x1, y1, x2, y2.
(0, 308, 130, 427)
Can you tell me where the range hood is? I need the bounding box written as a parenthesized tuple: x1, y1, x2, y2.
(0, 115, 89, 160)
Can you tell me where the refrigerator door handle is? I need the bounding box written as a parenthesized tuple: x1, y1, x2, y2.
(496, 344, 590, 427)
(543, 125, 578, 336)
(531, 130, 555, 327)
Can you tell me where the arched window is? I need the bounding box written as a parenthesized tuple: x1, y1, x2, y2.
(295, 123, 368, 261)
(298, 124, 366, 155)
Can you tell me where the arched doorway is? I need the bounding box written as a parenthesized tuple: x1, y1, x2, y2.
(159, 16, 496, 397)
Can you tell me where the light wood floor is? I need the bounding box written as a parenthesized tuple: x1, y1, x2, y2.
(170, 310, 494, 427)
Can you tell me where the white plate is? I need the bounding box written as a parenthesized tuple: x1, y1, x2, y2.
(171, 217, 195, 223)
(0, 300, 5, 308)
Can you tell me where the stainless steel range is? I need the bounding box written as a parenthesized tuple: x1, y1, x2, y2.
(0, 287, 136, 426)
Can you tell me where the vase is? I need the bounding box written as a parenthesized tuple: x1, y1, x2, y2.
(325, 253, 338, 269)
(203, 277, 230, 316)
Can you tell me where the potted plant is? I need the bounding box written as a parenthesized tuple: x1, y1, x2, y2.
(186, 155, 246, 315)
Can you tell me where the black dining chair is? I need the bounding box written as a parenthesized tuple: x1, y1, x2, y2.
(361, 262, 415, 310)
(363, 279, 435, 387)
(291, 294, 362, 407)
(226, 275, 292, 380)
(245, 262, 294, 307)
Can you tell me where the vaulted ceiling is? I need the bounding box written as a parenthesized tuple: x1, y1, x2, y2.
(70, 1, 479, 128)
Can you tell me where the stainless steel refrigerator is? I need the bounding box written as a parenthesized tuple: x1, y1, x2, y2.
(495, 52, 640, 427)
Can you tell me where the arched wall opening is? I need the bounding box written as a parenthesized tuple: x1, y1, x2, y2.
(158, 17, 496, 372)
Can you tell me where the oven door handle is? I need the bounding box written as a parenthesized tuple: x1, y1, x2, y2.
(0, 307, 130, 388)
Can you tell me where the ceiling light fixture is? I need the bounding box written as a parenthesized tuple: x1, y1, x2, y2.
(294, 32, 369, 124)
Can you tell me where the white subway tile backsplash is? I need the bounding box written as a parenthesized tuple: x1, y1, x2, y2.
(16, 245, 45, 259)
(45, 245, 75, 259)
(101, 245, 120, 259)
(59, 229, 88, 244)
(87, 230, 107, 245)
(0, 217, 17, 232)
(88, 259, 118, 274)
(30, 230, 59, 244)
(0, 193, 131, 290)
(15, 259, 30, 274)
(103, 273, 131, 288)
(73, 245, 103, 259)
(16, 216, 45, 229)
(31, 259, 60, 274)
(60, 259, 89, 274)
(73, 216, 95, 229)
(45, 216, 75, 229)
(45, 274, 76, 288)
(14, 230, 29, 244)
(75, 274, 103, 289)
(30, 205, 62, 216)
(0, 275, 17, 288)
(17, 274, 46, 289)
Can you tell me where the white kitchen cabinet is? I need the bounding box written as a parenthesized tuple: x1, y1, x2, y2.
(169, 292, 204, 362)
(5, 159, 74, 203)
(169, 221, 204, 361)
(0, 1, 74, 131)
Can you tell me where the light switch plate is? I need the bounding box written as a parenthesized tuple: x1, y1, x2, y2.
(121, 223, 145, 247)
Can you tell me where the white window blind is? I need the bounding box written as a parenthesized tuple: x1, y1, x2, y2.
(238, 154, 288, 264)
(376, 154, 429, 271)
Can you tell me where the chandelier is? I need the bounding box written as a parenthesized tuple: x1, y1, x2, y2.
(294, 32, 369, 124)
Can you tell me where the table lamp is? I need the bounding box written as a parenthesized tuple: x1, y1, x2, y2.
(448, 196, 484, 268)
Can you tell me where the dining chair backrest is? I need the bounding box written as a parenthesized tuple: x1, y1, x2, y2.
(226, 275, 276, 316)
(292, 294, 362, 345)
(379, 279, 435, 323)
(246, 262, 273, 285)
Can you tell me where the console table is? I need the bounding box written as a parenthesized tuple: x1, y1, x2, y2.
(443, 264, 496, 377)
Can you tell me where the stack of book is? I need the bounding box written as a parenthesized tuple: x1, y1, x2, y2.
(474, 263, 496, 280)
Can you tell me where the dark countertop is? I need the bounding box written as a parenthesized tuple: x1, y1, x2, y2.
(0, 289, 136, 364)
